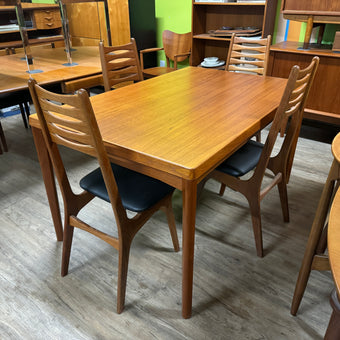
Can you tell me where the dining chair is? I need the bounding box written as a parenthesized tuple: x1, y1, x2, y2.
(291, 133, 340, 316)
(28, 78, 179, 314)
(99, 38, 143, 92)
(208, 56, 319, 257)
(225, 33, 271, 142)
(139, 30, 191, 79)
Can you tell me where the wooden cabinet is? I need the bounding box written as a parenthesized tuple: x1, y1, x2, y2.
(190, 0, 278, 66)
(0, 3, 64, 52)
(268, 41, 340, 125)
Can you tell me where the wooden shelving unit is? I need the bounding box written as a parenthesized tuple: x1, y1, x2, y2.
(190, 0, 278, 66)
(0, 3, 63, 52)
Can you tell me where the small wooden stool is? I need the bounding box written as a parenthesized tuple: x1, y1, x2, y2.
(291, 133, 340, 315)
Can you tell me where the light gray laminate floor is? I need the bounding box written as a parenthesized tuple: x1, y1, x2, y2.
(0, 114, 338, 339)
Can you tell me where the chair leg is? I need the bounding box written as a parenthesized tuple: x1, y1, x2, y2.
(277, 179, 289, 223)
(19, 103, 29, 129)
(324, 289, 340, 340)
(255, 131, 261, 143)
(162, 197, 180, 252)
(61, 222, 75, 277)
(117, 239, 132, 314)
(0, 121, 8, 153)
(219, 183, 226, 196)
(24, 101, 31, 126)
(248, 197, 263, 257)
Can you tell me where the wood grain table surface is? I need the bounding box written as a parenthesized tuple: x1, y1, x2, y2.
(0, 45, 101, 94)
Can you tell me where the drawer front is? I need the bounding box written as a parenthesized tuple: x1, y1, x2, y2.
(33, 9, 61, 29)
(35, 20, 62, 29)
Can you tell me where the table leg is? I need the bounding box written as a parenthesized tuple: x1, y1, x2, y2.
(182, 179, 197, 319)
(32, 126, 63, 241)
(324, 289, 340, 339)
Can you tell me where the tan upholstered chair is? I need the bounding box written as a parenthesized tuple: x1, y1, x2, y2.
(209, 56, 319, 257)
(28, 78, 179, 314)
(140, 30, 191, 79)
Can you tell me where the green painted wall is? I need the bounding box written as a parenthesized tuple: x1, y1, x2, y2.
(155, 0, 191, 67)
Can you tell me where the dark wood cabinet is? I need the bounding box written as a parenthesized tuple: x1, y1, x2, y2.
(269, 41, 340, 125)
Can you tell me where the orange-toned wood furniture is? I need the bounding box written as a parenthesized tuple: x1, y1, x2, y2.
(190, 0, 278, 67)
(0, 3, 64, 51)
(29, 66, 287, 318)
(326, 139, 340, 338)
(28, 78, 179, 314)
(99, 38, 143, 91)
(139, 30, 191, 79)
(268, 41, 340, 126)
(211, 57, 319, 258)
(281, 0, 340, 48)
(291, 133, 340, 316)
(0, 45, 101, 95)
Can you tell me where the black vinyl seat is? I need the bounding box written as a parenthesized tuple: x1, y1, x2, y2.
(80, 163, 175, 212)
(217, 140, 263, 177)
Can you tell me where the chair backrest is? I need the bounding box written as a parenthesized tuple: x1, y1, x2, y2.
(28, 78, 126, 219)
(99, 38, 143, 92)
(225, 34, 271, 76)
(254, 56, 319, 182)
(162, 30, 191, 67)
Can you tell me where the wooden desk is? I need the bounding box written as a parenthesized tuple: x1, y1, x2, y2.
(29, 67, 287, 318)
(0, 45, 101, 94)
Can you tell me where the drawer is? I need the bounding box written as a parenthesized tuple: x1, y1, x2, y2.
(35, 20, 62, 30)
(33, 9, 61, 26)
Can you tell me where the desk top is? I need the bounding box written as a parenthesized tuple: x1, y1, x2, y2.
(30, 67, 287, 182)
(0, 45, 101, 94)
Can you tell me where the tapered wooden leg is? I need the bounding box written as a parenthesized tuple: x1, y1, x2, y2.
(0, 121, 8, 153)
(61, 222, 74, 277)
(182, 179, 197, 319)
(117, 239, 132, 314)
(19, 103, 28, 128)
(324, 289, 340, 340)
(219, 183, 226, 196)
(277, 178, 289, 223)
(32, 127, 63, 241)
(162, 197, 180, 252)
(248, 197, 263, 257)
(291, 159, 339, 315)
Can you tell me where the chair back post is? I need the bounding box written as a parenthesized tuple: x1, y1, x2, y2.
(99, 38, 143, 92)
(28, 78, 126, 221)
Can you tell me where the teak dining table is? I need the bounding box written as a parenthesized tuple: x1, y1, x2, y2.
(29, 66, 287, 318)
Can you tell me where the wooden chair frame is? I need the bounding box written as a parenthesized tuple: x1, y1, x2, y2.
(139, 30, 191, 79)
(28, 78, 179, 313)
(210, 56, 319, 257)
(225, 34, 272, 76)
(99, 38, 143, 92)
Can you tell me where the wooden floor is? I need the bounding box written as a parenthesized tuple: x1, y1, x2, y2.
(1, 114, 338, 339)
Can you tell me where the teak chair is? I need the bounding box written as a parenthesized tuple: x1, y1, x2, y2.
(208, 56, 319, 257)
(28, 78, 179, 314)
(225, 33, 271, 76)
(139, 30, 191, 79)
(99, 38, 143, 92)
(225, 34, 271, 142)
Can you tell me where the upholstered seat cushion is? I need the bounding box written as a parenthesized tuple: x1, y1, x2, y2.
(217, 140, 264, 177)
(80, 163, 174, 212)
